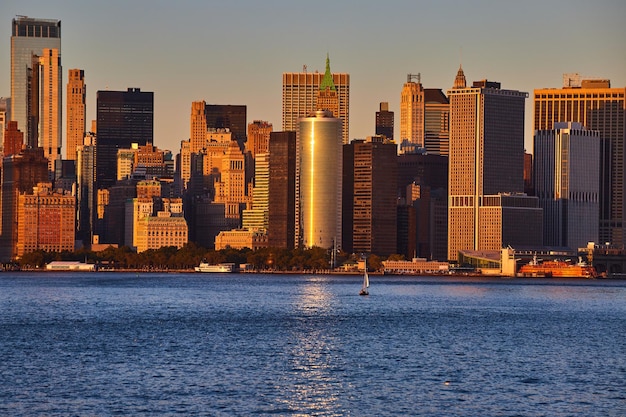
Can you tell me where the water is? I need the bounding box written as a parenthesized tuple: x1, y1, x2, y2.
(1, 273, 625, 416)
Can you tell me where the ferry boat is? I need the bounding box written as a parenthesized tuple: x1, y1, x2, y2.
(518, 256, 596, 278)
(194, 262, 236, 273)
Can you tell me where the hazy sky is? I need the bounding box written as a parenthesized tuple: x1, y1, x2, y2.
(2, 0, 625, 153)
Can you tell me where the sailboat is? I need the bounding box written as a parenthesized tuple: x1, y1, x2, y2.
(359, 257, 369, 296)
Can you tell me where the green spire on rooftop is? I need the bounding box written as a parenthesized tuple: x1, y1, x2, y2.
(319, 53, 336, 92)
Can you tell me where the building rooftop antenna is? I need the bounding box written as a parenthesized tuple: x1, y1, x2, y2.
(407, 73, 421, 84)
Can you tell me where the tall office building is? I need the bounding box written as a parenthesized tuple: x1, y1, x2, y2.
(342, 137, 398, 256)
(375, 102, 394, 141)
(267, 131, 297, 249)
(96, 88, 153, 190)
(247, 120, 272, 158)
(400, 74, 424, 148)
(298, 110, 342, 249)
(400, 74, 450, 155)
(0, 98, 10, 155)
(242, 152, 269, 231)
(11, 17, 61, 148)
(38, 48, 62, 171)
(283, 56, 350, 144)
(534, 77, 626, 246)
(76, 133, 96, 246)
(534, 122, 600, 250)
(204, 104, 247, 145)
(66, 69, 85, 161)
(447, 70, 541, 261)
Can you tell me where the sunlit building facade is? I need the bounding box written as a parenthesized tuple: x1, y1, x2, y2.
(298, 110, 342, 249)
(447, 70, 536, 261)
(283, 56, 350, 144)
(534, 78, 626, 246)
(16, 182, 75, 257)
(10, 16, 61, 147)
(66, 69, 85, 160)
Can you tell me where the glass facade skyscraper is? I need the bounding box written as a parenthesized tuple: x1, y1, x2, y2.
(10, 16, 61, 148)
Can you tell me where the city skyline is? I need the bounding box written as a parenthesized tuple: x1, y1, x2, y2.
(1, 0, 625, 154)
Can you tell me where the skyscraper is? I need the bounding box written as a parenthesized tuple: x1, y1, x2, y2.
(534, 77, 626, 246)
(10, 16, 61, 148)
(447, 69, 541, 261)
(66, 69, 85, 161)
(399, 74, 450, 155)
(342, 137, 398, 256)
(38, 48, 62, 171)
(375, 102, 394, 141)
(298, 110, 342, 249)
(283, 56, 350, 144)
(96, 88, 153, 190)
(267, 131, 296, 249)
(534, 122, 600, 250)
(247, 120, 272, 158)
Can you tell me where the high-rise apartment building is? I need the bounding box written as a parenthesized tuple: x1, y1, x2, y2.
(342, 137, 398, 256)
(298, 110, 342, 249)
(283, 56, 350, 144)
(375, 102, 394, 141)
(0, 98, 11, 155)
(66, 69, 85, 161)
(534, 77, 626, 246)
(96, 88, 153, 190)
(267, 131, 297, 249)
(10, 16, 61, 147)
(534, 122, 600, 250)
(38, 48, 62, 172)
(399, 74, 450, 155)
(76, 133, 96, 246)
(447, 69, 541, 261)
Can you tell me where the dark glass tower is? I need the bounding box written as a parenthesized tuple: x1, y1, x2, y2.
(95, 88, 153, 190)
(267, 131, 296, 249)
(375, 102, 394, 140)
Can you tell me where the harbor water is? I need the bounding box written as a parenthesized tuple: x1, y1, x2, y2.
(1, 272, 625, 416)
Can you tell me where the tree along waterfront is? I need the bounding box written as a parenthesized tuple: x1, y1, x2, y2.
(11, 244, 386, 272)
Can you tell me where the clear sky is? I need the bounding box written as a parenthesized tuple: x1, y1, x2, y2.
(1, 0, 625, 154)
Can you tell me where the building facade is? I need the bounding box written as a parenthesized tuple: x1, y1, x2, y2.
(38, 48, 62, 172)
(66, 69, 85, 161)
(283, 56, 350, 144)
(447, 69, 532, 261)
(246, 120, 272, 158)
(534, 122, 600, 250)
(96, 88, 153, 190)
(342, 137, 398, 257)
(375, 102, 394, 141)
(10, 16, 61, 147)
(298, 110, 342, 249)
(267, 131, 297, 249)
(16, 182, 75, 257)
(534, 78, 626, 246)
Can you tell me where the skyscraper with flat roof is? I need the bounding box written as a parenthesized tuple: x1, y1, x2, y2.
(283, 56, 350, 144)
(66, 69, 85, 161)
(342, 137, 398, 256)
(11, 16, 61, 147)
(38, 48, 62, 171)
(375, 102, 394, 141)
(447, 68, 541, 261)
(96, 88, 153, 190)
(267, 131, 296, 249)
(534, 77, 626, 246)
(534, 122, 600, 250)
(298, 110, 342, 249)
